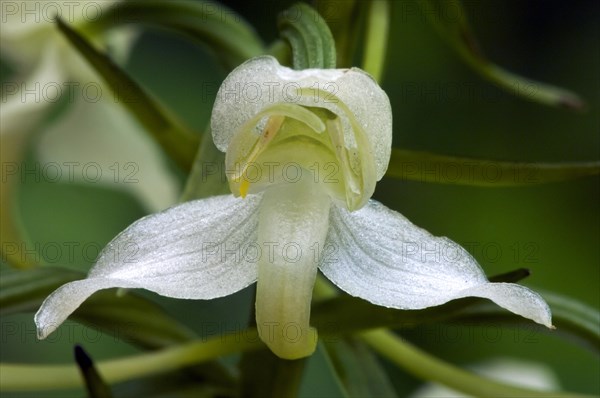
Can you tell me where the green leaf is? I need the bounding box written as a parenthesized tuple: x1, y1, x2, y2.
(323, 338, 396, 397)
(85, 1, 264, 69)
(0, 266, 196, 349)
(417, 0, 586, 110)
(313, 270, 598, 355)
(0, 266, 83, 315)
(73, 289, 197, 350)
(487, 267, 533, 283)
(362, 0, 390, 82)
(74, 345, 114, 398)
(386, 148, 600, 186)
(315, 1, 362, 68)
(0, 266, 235, 387)
(75, 292, 236, 390)
(312, 268, 531, 334)
(543, 291, 600, 353)
(55, 17, 199, 171)
(278, 3, 337, 69)
(453, 291, 600, 354)
(313, 294, 474, 335)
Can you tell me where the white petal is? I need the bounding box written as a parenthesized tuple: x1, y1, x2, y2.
(255, 177, 331, 359)
(320, 201, 552, 327)
(210, 56, 392, 180)
(35, 194, 261, 339)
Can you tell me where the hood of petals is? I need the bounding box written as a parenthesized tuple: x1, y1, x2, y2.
(211, 56, 392, 180)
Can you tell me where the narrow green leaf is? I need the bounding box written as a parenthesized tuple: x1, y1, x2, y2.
(73, 289, 197, 350)
(315, 0, 361, 68)
(323, 338, 397, 397)
(386, 148, 600, 186)
(55, 17, 199, 171)
(85, 1, 264, 68)
(315, 270, 598, 357)
(362, 0, 390, 82)
(417, 0, 586, 110)
(278, 3, 337, 69)
(313, 294, 474, 335)
(454, 291, 600, 354)
(0, 266, 83, 315)
(488, 267, 532, 283)
(0, 266, 196, 349)
(543, 291, 600, 353)
(74, 346, 113, 398)
(313, 268, 531, 334)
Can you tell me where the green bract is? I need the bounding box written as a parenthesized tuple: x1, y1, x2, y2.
(35, 56, 552, 360)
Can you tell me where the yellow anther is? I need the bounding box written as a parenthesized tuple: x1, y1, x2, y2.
(239, 178, 250, 198)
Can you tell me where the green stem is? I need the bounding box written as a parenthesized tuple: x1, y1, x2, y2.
(0, 332, 261, 391)
(361, 0, 390, 82)
(361, 329, 590, 398)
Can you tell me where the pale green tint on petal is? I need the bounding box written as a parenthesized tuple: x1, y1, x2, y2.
(211, 56, 392, 180)
(225, 106, 351, 205)
(256, 177, 331, 359)
(35, 194, 261, 339)
(323, 107, 376, 210)
(225, 102, 325, 184)
(454, 283, 552, 327)
(321, 201, 552, 328)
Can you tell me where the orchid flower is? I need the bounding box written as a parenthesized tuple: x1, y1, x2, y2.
(35, 56, 552, 359)
(0, 0, 179, 212)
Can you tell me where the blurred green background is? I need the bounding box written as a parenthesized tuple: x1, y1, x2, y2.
(1, 0, 598, 396)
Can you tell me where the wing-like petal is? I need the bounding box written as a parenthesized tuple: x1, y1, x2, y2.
(35, 194, 261, 338)
(321, 201, 552, 327)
